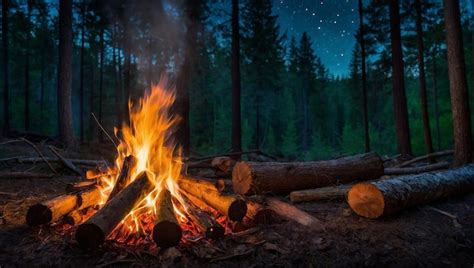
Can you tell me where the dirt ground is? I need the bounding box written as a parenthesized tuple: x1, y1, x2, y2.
(0, 140, 473, 267)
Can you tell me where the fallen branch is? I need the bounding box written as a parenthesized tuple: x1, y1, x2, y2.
(384, 162, 449, 175)
(91, 112, 118, 147)
(0, 171, 54, 179)
(398, 150, 454, 167)
(290, 184, 352, 203)
(48, 146, 83, 176)
(20, 137, 57, 174)
(16, 157, 109, 166)
(188, 150, 261, 162)
(347, 165, 474, 218)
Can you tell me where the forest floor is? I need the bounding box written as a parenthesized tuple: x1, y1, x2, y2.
(0, 139, 473, 267)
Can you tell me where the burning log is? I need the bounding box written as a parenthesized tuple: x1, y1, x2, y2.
(290, 184, 352, 203)
(245, 199, 279, 225)
(232, 152, 384, 195)
(178, 175, 247, 221)
(26, 186, 101, 226)
(85, 168, 117, 179)
(64, 207, 95, 226)
(179, 194, 225, 239)
(347, 165, 474, 219)
(65, 180, 98, 193)
(75, 171, 153, 249)
(152, 189, 182, 248)
(106, 155, 137, 201)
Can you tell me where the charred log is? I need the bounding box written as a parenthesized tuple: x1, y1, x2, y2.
(152, 189, 182, 248)
(106, 155, 137, 201)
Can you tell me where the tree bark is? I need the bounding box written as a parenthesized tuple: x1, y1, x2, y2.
(57, 0, 76, 148)
(348, 164, 474, 218)
(79, 0, 86, 142)
(106, 155, 137, 202)
(389, 0, 412, 156)
(24, 0, 32, 132)
(76, 172, 153, 249)
(358, 0, 370, 152)
(112, 25, 122, 127)
(232, 152, 384, 195)
(26, 186, 100, 226)
(180, 193, 224, 239)
(2, 0, 9, 134)
(178, 176, 247, 221)
(415, 0, 434, 158)
(443, 0, 472, 166)
(431, 53, 441, 151)
(152, 189, 182, 248)
(98, 27, 105, 142)
(231, 0, 242, 157)
(384, 162, 449, 175)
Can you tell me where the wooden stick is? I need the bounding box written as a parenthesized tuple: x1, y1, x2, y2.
(17, 157, 108, 166)
(65, 180, 98, 193)
(384, 162, 450, 175)
(266, 198, 323, 229)
(106, 155, 137, 202)
(64, 207, 95, 226)
(290, 184, 352, 203)
(187, 150, 261, 162)
(91, 112, 118, 147)
(85, 168, 117, 179)
(152, 189, 182, 248)
(19, 137, 57, 174)
(398, 150, 453, 167)
(232, 152, 384, 195)
(26, 186, 101, 226)
(75, 171, 153, 249)
(48, 146, 83, 176)
(0, 171, 55, 179)
(347, 165, 474, 219)
(179, 194, 224, 239)
(178, 175, 247, 221)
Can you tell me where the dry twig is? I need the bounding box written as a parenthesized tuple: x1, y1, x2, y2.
(91, 112, 118, 147)
(48, 146, 83, 176)
(20, 137, 58, 174)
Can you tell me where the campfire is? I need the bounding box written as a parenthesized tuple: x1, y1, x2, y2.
(25, 80, 248, 249)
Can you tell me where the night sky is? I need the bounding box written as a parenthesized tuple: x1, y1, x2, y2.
(274, 0, 360, 77)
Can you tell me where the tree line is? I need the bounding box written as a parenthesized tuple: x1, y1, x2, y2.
(1, 0, 473, 165)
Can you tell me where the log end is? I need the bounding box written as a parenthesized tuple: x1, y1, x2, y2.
(26, 204, 52, 226)
(153, 220, 182, 248)
(75, 223, 105, 249)
(228, 199, 248, 221)
(232, 162, 253, 195)
(347, 183, 385, 219)
(205, 225, 225, 240)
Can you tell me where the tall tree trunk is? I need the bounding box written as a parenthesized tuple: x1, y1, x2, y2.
(123, 34, 131, 126)
(2, 0, 9, 134)
(389, 0, 412, 156)
(79, 0, 86, 142)
(57, 0, 75, 148)
(112, 26, 122, 127)
(24, 0, 32, 132)
(89, 56, 96, 141)
(443, 0, 472, 166)
(40, 39, 45, 124)
(415, 0, 434, 158)
(431, 53, 441, 151)
(231, 0, 242, 156)
(98, 28, 104, 142)
(358, 0, 370, 152)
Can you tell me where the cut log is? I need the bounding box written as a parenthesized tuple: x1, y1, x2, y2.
(348, 165, 474, 219)
(384, 162, 450, 175)
(85, 168, 117, 179)
(26, 185, 100, 226)
(180, 194, 225, 239)
(245, 199, 279, 225)
(75, 171, 153, 249)
(64, 207, 95, 226)
(179, 175, 225, 193)
(106, 155, 137, 201)
(65, 180, 98, 193)
(398, 149, 453, 167)
(178, 175, 247, 221)
(152, 189, 182, 248)
(0, 172, 54, 179)
(232, 152, 384, 195)
(290, 184, 352, 203)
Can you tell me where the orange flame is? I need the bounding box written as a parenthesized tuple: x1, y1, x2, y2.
(98, 78, 185, 239)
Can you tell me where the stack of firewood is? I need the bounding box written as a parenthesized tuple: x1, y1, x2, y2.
(25, 151, 474, 250)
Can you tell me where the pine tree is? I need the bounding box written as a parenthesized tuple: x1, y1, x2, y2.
(2, 0, 10, 133)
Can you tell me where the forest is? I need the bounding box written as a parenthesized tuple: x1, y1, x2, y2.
(1, 0, 474, 266)
(1, 0, 472, 160)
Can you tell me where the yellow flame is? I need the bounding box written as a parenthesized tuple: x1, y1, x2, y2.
(98, 78, 183, 239)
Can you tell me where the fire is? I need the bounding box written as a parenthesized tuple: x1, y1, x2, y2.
(99, 78, 185, 240)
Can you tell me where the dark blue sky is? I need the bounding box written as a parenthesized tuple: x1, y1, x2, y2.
(273, 0, 473, 77)
(274, 0, 360, 77)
